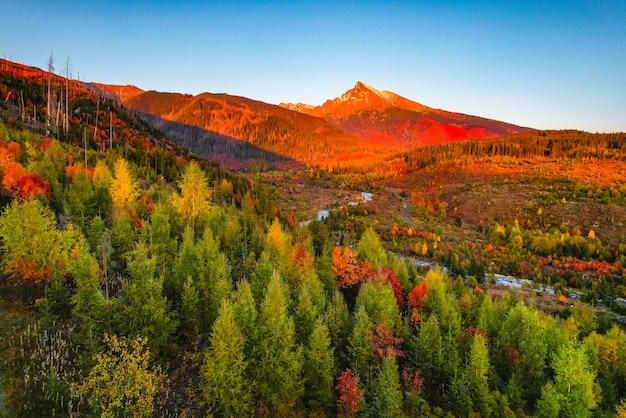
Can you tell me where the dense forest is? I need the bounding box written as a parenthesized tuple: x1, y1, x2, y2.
(1, 58, 626, 417)
(1, 120, 625, 417)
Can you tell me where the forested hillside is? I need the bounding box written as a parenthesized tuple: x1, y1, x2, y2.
(0, 120, 625, 416)
(1, 58, 626, 417)
(123, 90, 387, 168)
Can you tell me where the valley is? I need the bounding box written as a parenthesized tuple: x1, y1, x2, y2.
(1, 57, 626, 417)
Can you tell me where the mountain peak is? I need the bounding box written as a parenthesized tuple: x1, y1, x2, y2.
(353, 81, 397, 104)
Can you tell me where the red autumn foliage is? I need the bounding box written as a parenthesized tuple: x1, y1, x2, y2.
(368, 322, 404, 361)
(408, 281, 428, 309)
(464, 325, 486, 340)
(292, 243, 314, 271)
(0, 144, 50, 201)
(402, 368, 424, 396)
(376, 267, 405, 309)
(17, 173, 50, 201)
(332, 246, 372, 289)
(336, 369, 364, 418)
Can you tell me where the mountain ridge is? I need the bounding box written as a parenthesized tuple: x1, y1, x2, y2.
(280, 81, 531, 147)
(122, 89, 388, 166)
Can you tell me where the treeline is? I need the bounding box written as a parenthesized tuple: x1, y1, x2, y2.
(0, 123, 625, 417)
(404, 130, 626, 169)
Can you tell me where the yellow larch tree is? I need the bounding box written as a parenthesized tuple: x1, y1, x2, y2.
(109, 158, 139, 212)
(173, 161, 211, 225)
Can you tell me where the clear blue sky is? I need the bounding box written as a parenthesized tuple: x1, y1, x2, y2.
(2, 0, 625, 132)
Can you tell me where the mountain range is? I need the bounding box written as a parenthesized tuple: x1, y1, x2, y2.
(1, 58, 532, 168)
(280, 82, 530, 148)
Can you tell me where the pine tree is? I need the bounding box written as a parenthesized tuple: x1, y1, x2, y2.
(372, 353, 403, 418)
(69, 239, 105, 330)
(232, 279, 258, 375)
(123, 243, 177, 354)
(324, 289, 351, 368)
(466, 334, 493, 416)
(294, 283, 319, 345)
(347, 305, 373, 372)
(254, 271, 304, 414)
(170, 225, 203, 304)
(304, 319, 335, 412)
(202, 300, 253, 417)
(180, 276, 200, 334)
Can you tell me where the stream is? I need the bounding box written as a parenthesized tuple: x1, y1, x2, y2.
(303, 191, 374, 224)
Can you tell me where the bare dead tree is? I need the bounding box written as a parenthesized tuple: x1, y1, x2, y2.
(20, 91, 25, 122)
(46, 52, 54, 136)
(65, 55, 70, 133)
(94, 98, 99, 147)
(109, 110, 113, 151)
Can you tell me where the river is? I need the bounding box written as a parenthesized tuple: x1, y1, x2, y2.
(303, 191, 374, 224)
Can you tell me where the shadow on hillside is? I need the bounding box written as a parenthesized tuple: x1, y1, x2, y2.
(134, 111, 305, 171)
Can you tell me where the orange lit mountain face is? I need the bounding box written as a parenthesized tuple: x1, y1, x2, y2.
(280, 82, 531, 147)
(86, 83, 144, 103)
(123, 90, 388, 166)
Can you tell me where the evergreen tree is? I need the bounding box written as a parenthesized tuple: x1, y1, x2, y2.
(347, 305, 373, 372)
(356, 227, 387, 268)
(549, 341, 598, 418)
(201, 300, 253, 417)
(170, 225, 203, 304)
(123, 243, 177, 353)
(110, 212, 136, 271)
(466, 334, 493, 416)
(69, 239, 106, 349)
(180, 276, 200, 334)
(409, 313, 443, 397)
(355, 276, 402, 331)
(304, 318, 335, 412)
(254, 271, 304, 414)
(535, 382, 560, 418)
(324, 289, 351, 369)
(372, 353, 403, 418)
(232, 279, 258, 374)
(144, 202, 177, 276)
(294, 283, 319, 346)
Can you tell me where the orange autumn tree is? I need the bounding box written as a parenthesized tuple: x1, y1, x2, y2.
(0, 143, 50, 201)
(368, 322, 404, 361)
(408, 281, 429, 324)
(332, 246, 372, 289)
(336, 368, 364, 418)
